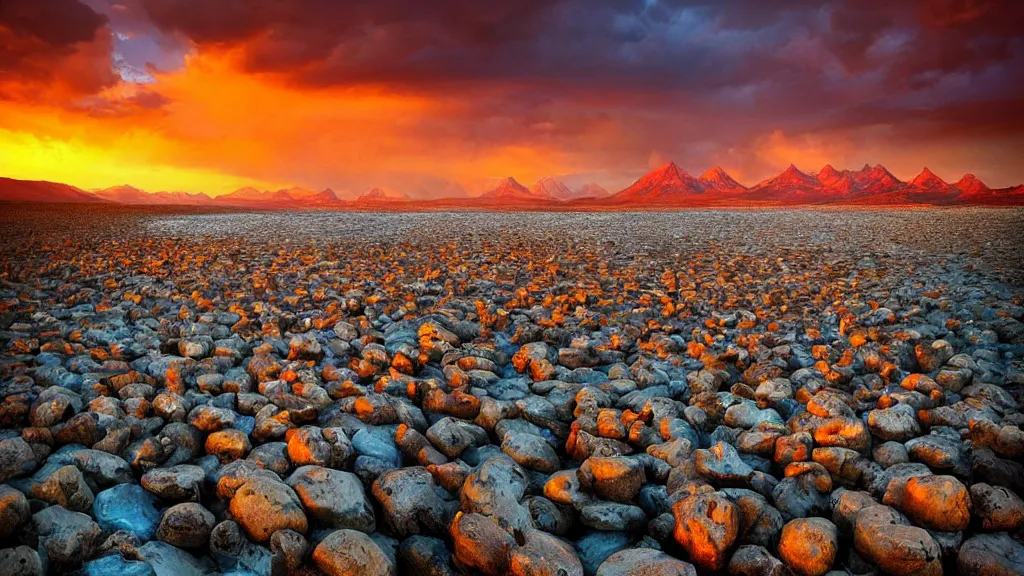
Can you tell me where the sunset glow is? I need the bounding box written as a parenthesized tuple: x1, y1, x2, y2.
(2, 0, 1023, 196)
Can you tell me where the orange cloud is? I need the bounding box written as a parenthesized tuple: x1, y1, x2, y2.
(0, 48, 582, 195)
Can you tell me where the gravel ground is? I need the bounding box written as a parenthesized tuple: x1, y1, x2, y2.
(1, 204, 1023, 576)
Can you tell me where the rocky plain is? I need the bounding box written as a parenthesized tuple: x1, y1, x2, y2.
(1, 204, 1023, 576)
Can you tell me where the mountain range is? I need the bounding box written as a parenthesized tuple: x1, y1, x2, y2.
(3, 164, 1022, 208)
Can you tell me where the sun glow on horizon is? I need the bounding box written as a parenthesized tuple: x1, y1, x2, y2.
(0, 128, 289, 195)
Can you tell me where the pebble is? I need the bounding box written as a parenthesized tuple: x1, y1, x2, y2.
(92, 483, 162, 541)
(33, 505, 103, 569)
(227, 477, 308, 543)
(777, 517, 837, 576)
(313, 529, 396, 576)
(595, 548, 697, 575)
(672, 492, 740, 571)
(286, 465, 375, 532)
(155, 502, 215, 548)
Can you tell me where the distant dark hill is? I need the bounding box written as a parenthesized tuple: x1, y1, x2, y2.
(0, 177, 105, 203)
(95, 185, 213, 205)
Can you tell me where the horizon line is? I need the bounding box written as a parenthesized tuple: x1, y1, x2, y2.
(2, 161, 1018, 200)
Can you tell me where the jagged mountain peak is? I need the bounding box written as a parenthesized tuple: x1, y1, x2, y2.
(482, 177, 545, 199)
(954, 173, 990, 195)
(910, 167, 949, 188)
(531, 177, 573, 200)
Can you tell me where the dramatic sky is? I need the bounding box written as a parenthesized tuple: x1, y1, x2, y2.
(1, 0, 1022, 196)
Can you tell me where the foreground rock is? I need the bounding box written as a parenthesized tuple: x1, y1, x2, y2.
(672, 492, 740, 571)
(313, 529, 395, 576)
(778, 518, 837, 576)
(853, 505, 942, 576)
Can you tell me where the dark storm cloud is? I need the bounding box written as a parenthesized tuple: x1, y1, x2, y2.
(0, 0, 106, 49)
(825, 0, 1024, 86)
(131, 0, 1022, 155)
(133, 0, 1022, 89)
(134, 0, 802, 90)
(130, 0, 1024, 184)
(0, 0, 116, 97)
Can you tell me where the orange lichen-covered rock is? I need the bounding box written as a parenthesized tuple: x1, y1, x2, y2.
(228, 477, 308, 543)
(778, 518, 837, 576)
(423, 389, 481, 419)
(672, 492, 740, 571)
(313, 529, 395, 576)
(509, 529, 583, 576)
(687, 341, 705, 359)
(205, 428, 251, 463)
(395, 424, 448, 466)
(853, 505, 942, 576)
(450, 512, 515, 576)
(811, 416, 871, 453)
(882, 474, 972, 532)
(970, 483, 1024, 532)
(577, 456, 645, 503)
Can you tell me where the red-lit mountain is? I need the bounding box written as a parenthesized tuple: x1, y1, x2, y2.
(699, 166, 747, 195)
(837, 167, 961, 205)
(746, 163, 915, 203)
(481, 177, 547, 200)
(609, 162, 704, 202)
(746, 164, 823, 201)
(149, 191, 214, 205)
(852, 164, 901, 194)
(905, 168, 961, 203)
(357, 187, 409, 202)
(531, 177, 574, 200)
(221, 187, 271, 202)
(2, 167, 1022, 207)
(908, 168, 953, 191)
(574, 182, 610, 199)
(0, 177, 106, 203)
(815, 165, 856, 195)
(308, 188, 341, 204)
(94, 185, 213, 205)
(219, 186, 341, 205)
(951, 174, 1024, 205)
(94, 185, 150, 203)
(954, 174, 990, 197)
(279, 187, 325, 201)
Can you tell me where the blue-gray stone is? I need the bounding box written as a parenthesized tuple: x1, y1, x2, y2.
(82, 555, 156, 576)
(138, 541, 211, 576)
(574, 530, 632, 576)
(93, 484, 162, 541)
(352, 427, 401, 467)
(234, 415, 256, 436)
